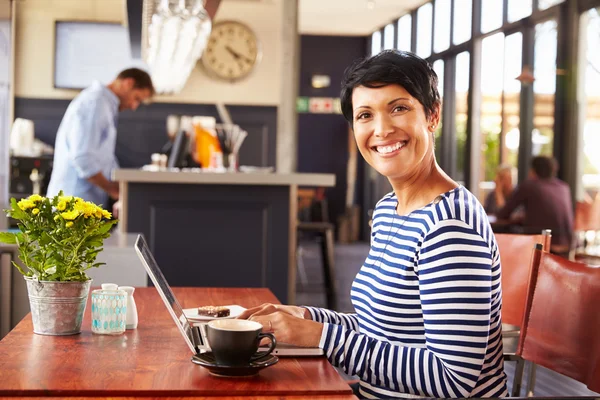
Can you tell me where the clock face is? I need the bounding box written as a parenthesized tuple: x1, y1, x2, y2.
(201, 21, 260, 81)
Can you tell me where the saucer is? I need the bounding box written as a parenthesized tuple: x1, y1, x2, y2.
(191, 352, 278, 377)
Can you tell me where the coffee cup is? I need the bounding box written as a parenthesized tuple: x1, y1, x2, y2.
(206, 319, 276, 366)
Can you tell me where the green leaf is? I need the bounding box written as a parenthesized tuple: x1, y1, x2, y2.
(0, 232, 17, 244)
(9, 198, 27, 220)
(11, 260, 27, 275)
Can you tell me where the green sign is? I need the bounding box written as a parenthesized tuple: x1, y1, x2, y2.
(296, 97, 309, 113)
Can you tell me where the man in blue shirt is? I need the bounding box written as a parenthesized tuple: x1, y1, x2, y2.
(47, 68, 154, 207)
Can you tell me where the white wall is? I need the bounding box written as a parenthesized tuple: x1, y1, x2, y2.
(15, 0, 283, 106)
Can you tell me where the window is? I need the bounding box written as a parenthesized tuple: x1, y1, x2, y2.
(433, 60, 444, 162)
(503, 32, 523, 169)
(533, 20, 557, 156)
(579, 8, 600, 195)
(371, 30, 382, 55)
(453, 0, 472, 45)
(455, 51, 470, 183)
(434, 0, 451, 53)
(538, 0, 564, 11)
(384, 23, 395, 50)
(480, 33, 505, 189)
(481, 0, 504, 34)
(508, 0, 532, 23)
(397, 14, 412, 51)
(416, 3, 433, 58)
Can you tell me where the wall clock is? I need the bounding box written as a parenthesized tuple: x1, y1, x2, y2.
(201, 20, 261, 81)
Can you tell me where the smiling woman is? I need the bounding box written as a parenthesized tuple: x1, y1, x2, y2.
(238, 50, 507, 399)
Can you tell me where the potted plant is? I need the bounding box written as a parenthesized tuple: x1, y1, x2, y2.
(0, 192, 117, 335)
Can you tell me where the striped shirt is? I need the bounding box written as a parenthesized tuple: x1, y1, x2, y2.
(306, 186, 507, 399)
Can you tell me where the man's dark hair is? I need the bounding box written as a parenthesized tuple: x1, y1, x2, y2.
(340, 50, 440, 125)
(116, 68, 155, 96)
(531, 156, 558, 179)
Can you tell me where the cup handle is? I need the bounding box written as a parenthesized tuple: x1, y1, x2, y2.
(251, 332, 277, 361)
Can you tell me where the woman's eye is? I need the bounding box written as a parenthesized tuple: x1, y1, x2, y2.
(393, 105, 409, 113)
(356, 112, 371, 120)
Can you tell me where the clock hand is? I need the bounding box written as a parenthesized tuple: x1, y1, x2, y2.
(225, 45, 253, 64)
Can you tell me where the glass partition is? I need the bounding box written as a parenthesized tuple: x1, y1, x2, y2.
(384, 23, 395, 50)
(456, 52, 470, 184)
(502, 32, 523, 169)
(508, 0, 532, 23)
(397, 14, 412, 51)
(533, 20, 557, 156)
(580, 8, 600, 197)
(417, 3, 433, 58)
(453, 0, 472, 44)
(481, 0, 503, 34)
(480, 33, 505, 194)
(371, 30, 382, 55)
(434, 0, 451, 53)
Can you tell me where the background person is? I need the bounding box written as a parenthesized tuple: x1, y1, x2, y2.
(497, 156, 574, 256)
(485, 163, 515, 216)
(47, 68, 155, 208)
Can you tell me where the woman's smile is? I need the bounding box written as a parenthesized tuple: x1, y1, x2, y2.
(371, 140, 408, 157)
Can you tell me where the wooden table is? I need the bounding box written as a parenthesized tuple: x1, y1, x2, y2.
(0, 287, 355, 398)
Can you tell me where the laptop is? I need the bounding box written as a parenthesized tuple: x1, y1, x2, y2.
(134, 235, 323, 357)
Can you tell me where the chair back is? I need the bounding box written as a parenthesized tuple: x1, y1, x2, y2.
(497, 231, 551, 326)
(517, 246, 600, 392)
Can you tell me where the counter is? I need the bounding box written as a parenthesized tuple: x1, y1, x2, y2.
(113, 169, 336, 304)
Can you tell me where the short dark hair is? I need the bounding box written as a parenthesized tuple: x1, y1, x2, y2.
(340, 50, 440, 125)
(116, 68, 155, 96)
(531, 156, 558, 179)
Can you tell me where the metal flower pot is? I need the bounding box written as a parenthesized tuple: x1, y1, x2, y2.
(24, 277, 92, 335)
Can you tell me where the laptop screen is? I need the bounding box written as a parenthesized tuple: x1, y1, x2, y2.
(134, 235, 204, 353)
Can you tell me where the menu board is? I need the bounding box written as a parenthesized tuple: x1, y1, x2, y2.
(54, 21, 148, 90)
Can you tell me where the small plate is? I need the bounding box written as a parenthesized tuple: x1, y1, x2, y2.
(183, 305, 246, 321)
(191, 352, 278, 377)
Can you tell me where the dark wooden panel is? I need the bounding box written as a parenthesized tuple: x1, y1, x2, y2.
(297, 35, 367, 230)
(0, 288, 353, 397)
(149, 200, 268, 288)
(14, 98, 277, 170)
(126, 183, 290, 302)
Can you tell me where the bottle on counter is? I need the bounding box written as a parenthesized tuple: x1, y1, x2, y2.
(118, 286, 138, 329)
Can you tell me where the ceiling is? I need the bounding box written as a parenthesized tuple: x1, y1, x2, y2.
(299, 0, 428, 36)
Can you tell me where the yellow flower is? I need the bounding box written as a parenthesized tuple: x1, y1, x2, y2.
(101, 210, 112, 219)
(56, 200, 67, 211)
(32, 208, 40, 215)
(66, 221, 73, 228)
(54, 215, 60, 221)
(60, 210, 79, 220)
(59, 195, 73, 203)
(73, 199, 92, 217)
(29, 194, 43, 202)
(17, 199, 36, 210)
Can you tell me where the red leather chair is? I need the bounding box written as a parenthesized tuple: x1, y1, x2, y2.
(496, 230, 551, 396)
(518, 245, 600, 393)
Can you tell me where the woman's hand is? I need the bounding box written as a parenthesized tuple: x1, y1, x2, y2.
(237, 303, 310, 320)
(249, 311, 324, 348)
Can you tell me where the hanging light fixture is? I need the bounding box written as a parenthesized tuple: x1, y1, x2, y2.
(142, 0, 212, 94)
(516, 65, 535, 86)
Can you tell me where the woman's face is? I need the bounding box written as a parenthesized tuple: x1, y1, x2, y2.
(351, 84, 439, 182)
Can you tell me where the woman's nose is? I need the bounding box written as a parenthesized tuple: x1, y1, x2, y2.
(373, 114, 394, 137)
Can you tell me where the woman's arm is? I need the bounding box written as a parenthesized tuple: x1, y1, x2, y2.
(318, 220, 500, 398)
(303, 307, 360, 331)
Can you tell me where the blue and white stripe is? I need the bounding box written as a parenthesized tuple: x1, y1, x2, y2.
(306, 186, 507, 398)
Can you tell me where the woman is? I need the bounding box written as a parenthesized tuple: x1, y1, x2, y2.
(239, 50, 507, 399)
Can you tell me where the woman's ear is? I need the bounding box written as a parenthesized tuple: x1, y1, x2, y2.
(429, 102, 442, 132)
